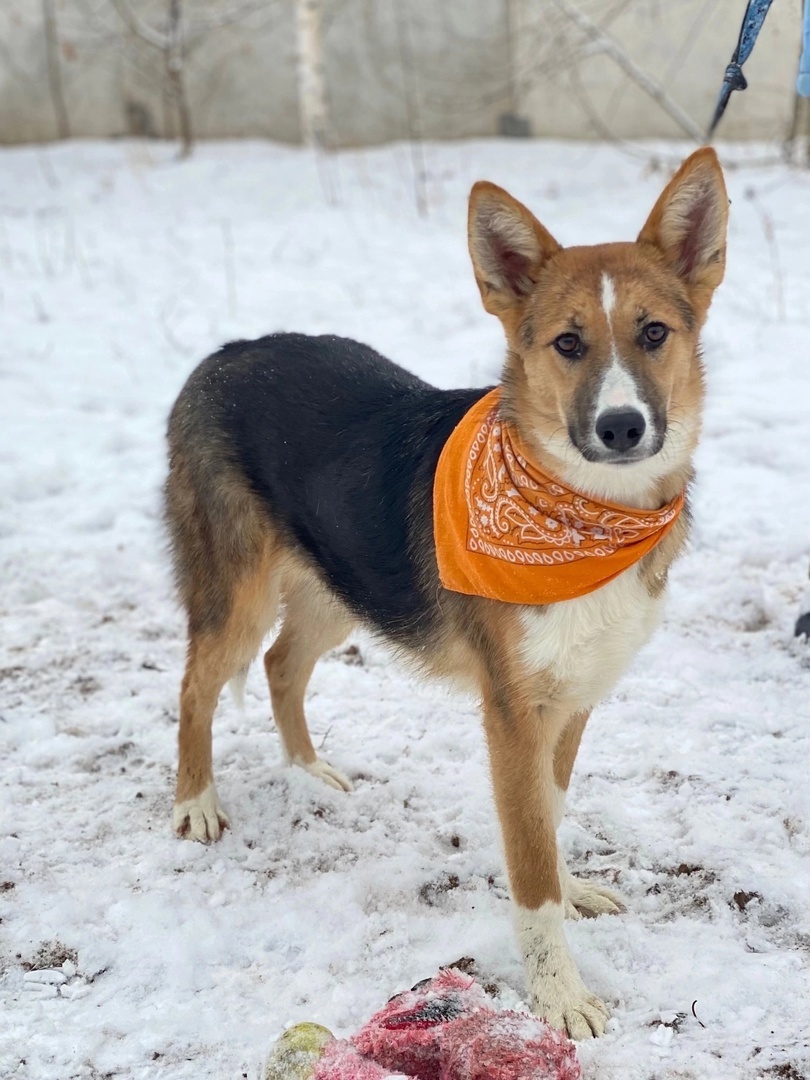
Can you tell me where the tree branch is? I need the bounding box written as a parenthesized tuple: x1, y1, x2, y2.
(185, 0, 277, 44)
(108, 0, 167, 50)
(547, 0, 704, 143)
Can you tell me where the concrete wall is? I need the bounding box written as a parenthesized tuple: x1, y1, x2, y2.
(514, 0, 803, 140)
(0, 0, 803, 147)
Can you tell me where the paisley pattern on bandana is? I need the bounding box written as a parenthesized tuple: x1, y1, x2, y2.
(434, 389, 684, 605)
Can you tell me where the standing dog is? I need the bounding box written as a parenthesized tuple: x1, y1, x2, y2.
(164, 148, 728, 1038)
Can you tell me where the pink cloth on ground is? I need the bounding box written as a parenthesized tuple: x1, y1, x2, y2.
(352, 968, 491, 1080)
(351, 967, 581, 1080)
(313, 1038, 399, 1079)
(437, 1011, 582, 1080)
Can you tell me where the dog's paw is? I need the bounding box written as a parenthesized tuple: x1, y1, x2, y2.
(517, 901, 609, 1040)
(532, 983, 609, 1040)
(558, 853, 625, 920)
(172, 784, 230, 843)
(564, 876, 626, 920)
(297, 757, 353, 793)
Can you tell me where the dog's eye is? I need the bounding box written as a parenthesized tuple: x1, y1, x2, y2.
(553, 333, 583, 359)
(642, 323, 668, 349)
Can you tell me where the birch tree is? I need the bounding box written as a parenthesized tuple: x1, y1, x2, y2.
(294, 0, 329, 148)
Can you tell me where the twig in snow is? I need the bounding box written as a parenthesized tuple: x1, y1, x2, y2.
(36, 149, 60, 191)
(745, 187, 786, 322)
(220, 218, 237, 318)
(158, 295, 194, 356)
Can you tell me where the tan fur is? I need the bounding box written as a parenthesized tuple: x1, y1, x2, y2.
(264, 573, 354, 769)
(176, 536, 281, 808)
(554, 709, 591, 794)
(482, 694, 571, 909)
(165, 149, 728, 1036)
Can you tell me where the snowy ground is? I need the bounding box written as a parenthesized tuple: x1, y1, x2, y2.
(1, 137, 809, 1080)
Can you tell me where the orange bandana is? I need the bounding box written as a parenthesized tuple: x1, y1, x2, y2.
(433, 389, 684, 605)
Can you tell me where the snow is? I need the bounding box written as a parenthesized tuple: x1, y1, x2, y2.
(1, 138, 809, 1080)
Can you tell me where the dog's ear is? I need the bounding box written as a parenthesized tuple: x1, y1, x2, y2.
(637, 147, 728, 308)
(468, 182, 561, 322)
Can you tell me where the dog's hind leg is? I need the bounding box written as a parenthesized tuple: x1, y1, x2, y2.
(173, 636, 235, 843)
(264, 574, 354, 792)
(172, 538, 282, 842)
(165, 446, 283, 842)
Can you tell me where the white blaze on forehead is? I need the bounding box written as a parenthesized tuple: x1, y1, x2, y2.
(600, 272, 617, 322)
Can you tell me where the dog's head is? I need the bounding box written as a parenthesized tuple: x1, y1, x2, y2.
(468, 148, 728, 503)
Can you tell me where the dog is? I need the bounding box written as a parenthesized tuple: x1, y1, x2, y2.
(163, 147, 728, 1039)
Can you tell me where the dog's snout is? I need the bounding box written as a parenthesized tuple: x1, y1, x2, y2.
(595, 409, 646, 453)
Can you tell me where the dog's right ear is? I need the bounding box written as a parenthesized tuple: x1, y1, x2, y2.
(468, 182, 561, 322)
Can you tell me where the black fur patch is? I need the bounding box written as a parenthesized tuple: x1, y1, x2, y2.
(177, 333, 488, 643)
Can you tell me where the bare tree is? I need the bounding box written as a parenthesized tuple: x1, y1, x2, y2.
(42, 0, 71, 138)
(294, 0, 329, 148)
(393, 2, 428, 217)
(105, 0, 271, 156)
(499, 0, 530, 137)
(108, 0, 192, 155)
(546, 0, 704, 143)
(165, 0, 192, 155)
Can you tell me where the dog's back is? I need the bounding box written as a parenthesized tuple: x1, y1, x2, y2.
(166, 332, 485, 644)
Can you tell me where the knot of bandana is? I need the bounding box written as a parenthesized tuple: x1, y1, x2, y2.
(433, 388, 684, 605)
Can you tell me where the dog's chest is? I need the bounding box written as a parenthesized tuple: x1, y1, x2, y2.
(519, 567, 664, 708)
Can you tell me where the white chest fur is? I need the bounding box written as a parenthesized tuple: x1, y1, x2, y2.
(519, 567, 664, 709)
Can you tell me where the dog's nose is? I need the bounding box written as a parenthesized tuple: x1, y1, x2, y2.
(595, 409, 646, 453)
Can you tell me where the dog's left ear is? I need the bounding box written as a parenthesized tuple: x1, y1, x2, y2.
(638, 147, 728, 309)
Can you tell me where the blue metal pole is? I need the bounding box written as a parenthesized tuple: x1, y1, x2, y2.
(799, 0, 810, 96)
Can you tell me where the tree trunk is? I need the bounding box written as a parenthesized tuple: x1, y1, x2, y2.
(166, 0, 193, 158)
(785, 91, 810, 167)
(42, 0, 70, 138)
(294, 0, 329, 148)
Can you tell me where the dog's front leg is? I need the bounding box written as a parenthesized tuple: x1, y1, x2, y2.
(554, 709, 626, 921)
(482, 691, 608, 1039)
